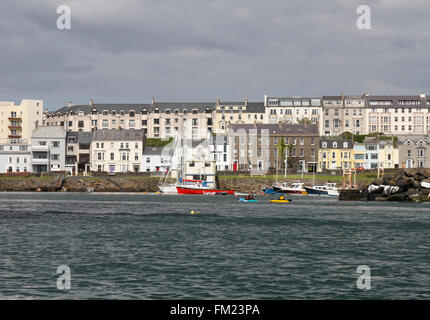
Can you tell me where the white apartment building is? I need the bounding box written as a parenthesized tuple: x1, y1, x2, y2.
(91, 129, 145, 173)
(0, 144, 32, 173)
(43, 99, 216, 140)
(264, 95, 323, 134)
(31, 126, 67, 172)
(213, 99, 266, 134)
(366, 95, 430, 135)
(0, 99, 43, 144)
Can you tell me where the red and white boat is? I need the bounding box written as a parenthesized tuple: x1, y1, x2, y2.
(176, 179, 234, 195)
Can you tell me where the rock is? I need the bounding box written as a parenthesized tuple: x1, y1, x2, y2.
(388, 193, 406, 201)
(61, 187, 67, 192)
(421, 180, 430, 189)
(371, 178, 383, 186)
(375, 196, 388, 201)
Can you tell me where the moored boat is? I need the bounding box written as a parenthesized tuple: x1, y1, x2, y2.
(305, 185, 328, 195)
(273, 182, 307, 195)
(159, 183, 178, 194)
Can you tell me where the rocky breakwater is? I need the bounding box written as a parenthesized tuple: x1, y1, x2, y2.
(61, 177, 159, 192)
(341, 170, 430, 202)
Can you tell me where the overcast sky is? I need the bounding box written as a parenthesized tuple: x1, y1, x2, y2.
(1, 0, 429, 110)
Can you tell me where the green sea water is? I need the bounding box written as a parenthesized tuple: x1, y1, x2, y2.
(0, 192, 429, 299)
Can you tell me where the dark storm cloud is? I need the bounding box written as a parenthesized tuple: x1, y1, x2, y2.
(0, 0, 429, 110)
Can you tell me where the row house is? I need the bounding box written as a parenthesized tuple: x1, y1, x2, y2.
(91, 129, 145, 173)
(228, 123, 319, 174)
(317, 138, 354, 171)
(398, 135, 430, 168)
(362, 137, 398, 169)
(65, 131, 93, 174)
(366, 95, 430, 135)
(43, 99, 215, 140)
(322, 94, 367, 136)
(213, 99, 266, 134)
(264, 95, 323, 131)
(141, 146, 173, 173)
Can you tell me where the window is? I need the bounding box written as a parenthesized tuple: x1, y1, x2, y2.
(78, 121, 84, 128)
(129, 120, 135, 127)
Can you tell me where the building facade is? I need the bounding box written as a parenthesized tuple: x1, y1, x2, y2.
(31, 126, 67, 172)
(0, 144, 32, 173)
(90, 129, 145, 173)
(0, 99, 43, 144)
(317, 138, 354, 171)
(141, 146, 172, 172)
(398, 135, 430, 168)
(228, 123, 319, 173)
(66, 131, 93, 174)
(322, 94, 367, 136)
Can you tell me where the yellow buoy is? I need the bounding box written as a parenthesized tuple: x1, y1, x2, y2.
(190, 210, 199, 215)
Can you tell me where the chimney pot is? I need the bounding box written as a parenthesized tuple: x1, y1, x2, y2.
(90, 99, 94, 106)
(152, 98, 155, 105)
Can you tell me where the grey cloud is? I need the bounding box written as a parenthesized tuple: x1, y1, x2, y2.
(0, 0, 430, 109)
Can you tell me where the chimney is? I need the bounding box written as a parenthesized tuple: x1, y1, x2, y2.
(264, 93, 268, 107)
(89, 99, 94, 106)
(245, 97, 248, 106)
(216, 97, 220, 105)
(68, 101, 74, 107)
(420, 93, 426, 98)
(152, 98, 155, 105)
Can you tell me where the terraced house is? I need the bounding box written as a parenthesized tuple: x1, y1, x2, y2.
(228, 123, 319, 174)
(366, 94, 430, 135)
(317, 138, 354, 172)
(43, 99, 216, 140)
(264, 95, 322, 130)
(91, 129, 145, 173)
(322, 94, 367, 136)
(398, 135, 430, 168)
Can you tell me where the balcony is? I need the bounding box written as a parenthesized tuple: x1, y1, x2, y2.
(32, 158, 49, 165)
(8, 125, 22, 130)
(8, 117, 22, 122)
(32, 145, 49, 152)
(8, 134, 22, 139)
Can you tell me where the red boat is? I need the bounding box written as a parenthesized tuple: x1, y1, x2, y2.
(176, 179, 234, 195)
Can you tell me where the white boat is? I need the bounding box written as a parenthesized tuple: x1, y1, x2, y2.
(326, 183, 339, 197)
(159, 183, 178, 194)
(273, 182, 307, 195)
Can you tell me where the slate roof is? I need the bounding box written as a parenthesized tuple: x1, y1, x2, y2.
(47, 102, 218, 116)
(228, 123, 319, 135)
(67, 131, 93, 144)
(366, 95, 430, 108)
(320, 138, 353, 149)
(92, 129, 145, 141)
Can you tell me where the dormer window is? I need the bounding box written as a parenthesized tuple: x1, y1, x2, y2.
(333, 142, 337, 148)
(343, 142, 348, 148)
(183, 109, 187, 114)
(165, 109, 171, 114)
(322, 142, 327, 148)
(111, 110, 117, 116)
(120, 110, 125, 116)
(102, 110, 109, 116)
(192, 109, 198, 114)
(154, 108, 160, 114)
(141, 109, 148, 115)
(78, 111, 84, 116)
(129, 111, 135, 117)
(91, 109, 98, 115)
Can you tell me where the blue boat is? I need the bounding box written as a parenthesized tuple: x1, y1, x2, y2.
(239, 198, 258, 203)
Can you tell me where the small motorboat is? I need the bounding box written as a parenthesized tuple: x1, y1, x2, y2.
(240, 197, 258, 203)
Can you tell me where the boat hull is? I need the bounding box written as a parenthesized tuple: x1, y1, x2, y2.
(270, 200, 291, 203)
(159, 184, 178, 194)
(239, 198, 258, 203)
(304, 187, 328, 195)
(177, 186, 235, 195)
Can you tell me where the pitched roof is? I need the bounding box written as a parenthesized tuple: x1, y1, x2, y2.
(228, 123, 319, 135)
(92, 129, 145, 141)
(67, 131, 93, 144)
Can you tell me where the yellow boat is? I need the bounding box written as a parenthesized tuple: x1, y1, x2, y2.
(270, 199, 291, 203)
